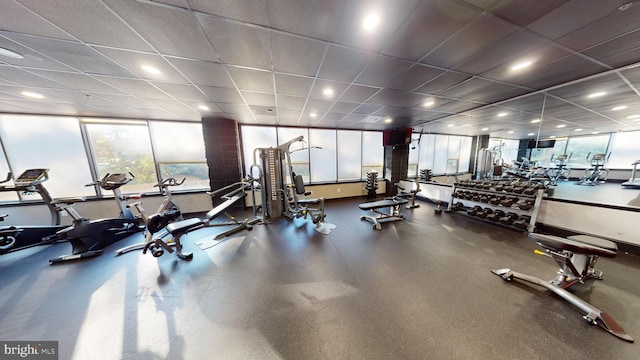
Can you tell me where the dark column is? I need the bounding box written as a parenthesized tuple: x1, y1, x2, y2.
(201, 116, 243, 209)
(383, 144, 409, 196)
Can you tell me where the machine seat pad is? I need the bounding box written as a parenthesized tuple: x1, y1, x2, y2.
(51, 197, 87, 205)
(166, 218, 204, 235)
(567, 235, 618, 253)
(298, 198, 321, 205)
(359, 198, 408, 210)
(529, 233, 617, 258)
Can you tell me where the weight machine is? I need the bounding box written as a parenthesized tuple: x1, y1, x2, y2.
(250, 136, 332, 233)
(621, 159, 640, 188)
(476, 144, 504, 180)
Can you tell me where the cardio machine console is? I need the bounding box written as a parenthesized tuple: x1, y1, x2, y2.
(13, 168, 49, 187)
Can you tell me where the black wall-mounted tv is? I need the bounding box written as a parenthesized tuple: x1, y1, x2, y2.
(527, 139, 556, 149)
(383, 128, 412, 147)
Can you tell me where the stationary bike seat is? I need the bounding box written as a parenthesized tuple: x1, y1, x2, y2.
(529, 233, 617, 258)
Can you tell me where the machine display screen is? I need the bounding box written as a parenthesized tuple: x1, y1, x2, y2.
(14, 168, 48, 185)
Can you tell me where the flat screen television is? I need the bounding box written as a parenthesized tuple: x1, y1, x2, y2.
(527, 139, 555, 149)
(383, 128, 412, 147)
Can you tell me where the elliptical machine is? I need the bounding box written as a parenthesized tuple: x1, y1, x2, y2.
(0, 168, 69, 254)
(576, 152, 610, 186)
(49, 172, 144, 263)
(115, 177, 185, 256)
(547, 153, 572, 186)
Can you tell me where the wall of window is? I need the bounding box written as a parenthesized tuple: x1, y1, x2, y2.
(0, 115, 208, 204)
(410, 134, 473, 176)
(607, 131, 639, 169)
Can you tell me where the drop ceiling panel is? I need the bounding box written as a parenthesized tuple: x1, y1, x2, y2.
(104, 0, 217, 61)
(440, 77, 529, 103)
(167, 58, 235, 88)
(92, 77, 170, 99)
(355, 56, 413, 87)
(241, 91, 276, 107)
(271, 33, 326, 77)
(309, 79, 349, 99)
(581, 30, 640, 64)
(414, 72, 472, 95)
(316, 45, 374, 83)
(151, 83, 209, 102)
(18, 0, 153, 51)
(0, 1, 74, 40)
(95, 47, 191, 84)
(199, 86, 243, 103)
(188, 0, 269, 26)
(27, 70, 124, 94)
(266, 0, 343, 41)
(385, 64, 444, 91)
(339, 85, 380, 103)
(0, 67, 71, 89)
(0, 36, 75, 72)
(488, 0, 570, 27)
(381, 0, 479, 61)
(197, 13, 271, 69)
(420, 13, 519, 69)
(226, 67, 274, 93)
(274, 74, 314, 97)
(276, 95, 306, 110)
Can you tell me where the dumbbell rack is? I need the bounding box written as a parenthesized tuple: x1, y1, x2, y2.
(447, 180, 544, 233)
(365, 171, 379, 199)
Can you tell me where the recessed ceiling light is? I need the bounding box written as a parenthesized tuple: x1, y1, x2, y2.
(362, 13, 380, 31)
(322, 88, 334, 98)
(556, 124, 566, 128)
(592, 131, 600, 134)
(423, 100, 434, 107)
(612, 105, 628, 111)
(481, 127, 489, 131)
(198, 105, 209, 111)
(527, 133, 535, 136)
(587, 91, 606, 98)
(141, 65, 161, 75)
(511, 60, 533, 71)
(21, 91, 44, 99)
(384, 118, 392, 123)
(550, 135, 556, 138)
(627, 114, 639, 119)
(0, 47, 24, 59)
(447, 124, 455, 127)
(310, 112, 317, 118)
(507, 130, 514, 134)
(530, 119, 541, 123)
(574, 128, 583, 132)
(497, 112, 508, 117)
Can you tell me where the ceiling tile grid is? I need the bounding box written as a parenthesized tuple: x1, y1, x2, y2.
(0, 0, 636, 137)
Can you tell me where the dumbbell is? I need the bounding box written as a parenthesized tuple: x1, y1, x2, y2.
(489, 197, 500, 205)
(522, 186, 537, 195)
(486, 209, 505, 222)
(449, 202, 464, 211)
(513, 215, 531, 229)
(517, 199, 534, 210)
(467, 205, 483, 216)
(498, 212, 519, 225)
(479, 195, 489, 203)
(500, 197, 516, 207)
(477, 208, 493, 219)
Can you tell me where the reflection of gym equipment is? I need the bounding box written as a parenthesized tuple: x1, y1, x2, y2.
(359, 197, 408, 230)
(621, 159, 640, 188)
(476, 144, 504, 180)
(0, 169, 68, 255)
(547, 153, 572, 186)
(50, 172, 144, 263)
(115, 177, 184, 256)
(251, 136, 330, 231)
(394, 178, 420, 209)
(492, 233, 633, 342)
(576, 153, 610, 186)
(147, 181, 258, 260)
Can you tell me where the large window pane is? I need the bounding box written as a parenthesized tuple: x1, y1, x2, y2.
(149, 121, 209, 190)
(241, 125, 277, 178)
(362, 131, 383, 178)
(278, 127, 310, 182)
(309, 129, 337, 183)
(433, 136, 449, 174)
(459, 136, 472, 173)
(418, 134, 435, 174)
(408, 142, 420, 178)
(0, 115, 93, 198)
(566, 134, 610, 168)
(337, 130, 362, 180)
(608, 131, 640, 169)
(0, 144, 19, 202)
(85, 121, 157, 194)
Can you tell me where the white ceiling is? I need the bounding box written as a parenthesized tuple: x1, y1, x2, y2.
(1, 0, 640, 139)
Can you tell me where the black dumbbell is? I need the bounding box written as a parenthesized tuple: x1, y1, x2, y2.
(517, 200, 534, 210)
(513, 215, 531, 229)
(486, 210, 505, 222)
(498, 212, 519, 225)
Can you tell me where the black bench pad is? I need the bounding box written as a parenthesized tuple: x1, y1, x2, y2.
(166, 218, 204, 235)
(529, 233, 617, 258)
(359, 198, 408, 210)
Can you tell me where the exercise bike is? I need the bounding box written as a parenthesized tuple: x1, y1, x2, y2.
(115, 177, 185, 256)
(576, 152, 610, 186)
(0, 168, 69, 254)
(547, 153, 571, 186)
(49, 172, 144, 263)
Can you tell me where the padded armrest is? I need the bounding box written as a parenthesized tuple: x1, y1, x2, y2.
(529, 233, 617, 258)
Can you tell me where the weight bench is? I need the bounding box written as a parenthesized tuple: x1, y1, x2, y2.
(359, 198, 408, 230)
(492, 233, 633, 342)
(394, 179, 420, 209)
(143, 183, 258, 260)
